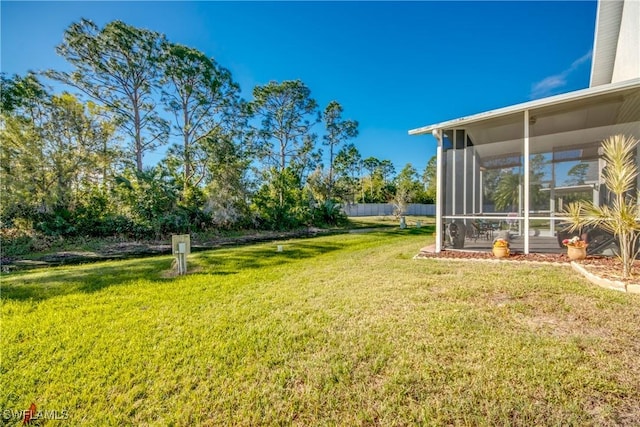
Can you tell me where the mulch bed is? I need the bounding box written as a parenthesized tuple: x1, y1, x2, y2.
(416, 249, 640, 287)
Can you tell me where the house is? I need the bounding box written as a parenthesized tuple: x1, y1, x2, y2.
(409, 0, 640, 254)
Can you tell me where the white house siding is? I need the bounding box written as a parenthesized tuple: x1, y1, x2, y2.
(612, 0, 640, 83)
(590, 0, 624, 87)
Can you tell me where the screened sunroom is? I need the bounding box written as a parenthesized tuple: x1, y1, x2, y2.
(409, 78, 640, 254)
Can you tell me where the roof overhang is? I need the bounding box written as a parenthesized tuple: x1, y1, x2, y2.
(589, 0, 624, 86)
(408, 78, 640, 136)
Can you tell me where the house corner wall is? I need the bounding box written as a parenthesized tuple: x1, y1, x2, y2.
(589, 0, 624, 87)
(611, 0, 640, 83)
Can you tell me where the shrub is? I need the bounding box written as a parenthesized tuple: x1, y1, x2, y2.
(312, 200, 347, 227)
(565, 134, 640, 281)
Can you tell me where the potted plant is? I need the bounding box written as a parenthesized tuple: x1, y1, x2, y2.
(492, 238, 510, 258)
(562, 236, 588, 260)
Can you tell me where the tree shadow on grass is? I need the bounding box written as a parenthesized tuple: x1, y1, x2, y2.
(1, 240, 346, 302)
(1, 256, 175, 302)
(191, 240, 344, 274)
(2, 227, 435, 302)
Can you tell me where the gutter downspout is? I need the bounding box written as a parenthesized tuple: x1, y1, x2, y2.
(524, 110, 530, 254)
(434, 129, 444, 253)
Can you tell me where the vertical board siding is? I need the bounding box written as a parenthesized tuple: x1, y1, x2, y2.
(341, 203, 436, 217)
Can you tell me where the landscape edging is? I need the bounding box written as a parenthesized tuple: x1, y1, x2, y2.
(414, 253, 640, 294)
(570, 261, 640, 294)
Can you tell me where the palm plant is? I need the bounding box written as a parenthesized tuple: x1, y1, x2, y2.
(494, 171, 521, 211)
(564, 134, 640, 281)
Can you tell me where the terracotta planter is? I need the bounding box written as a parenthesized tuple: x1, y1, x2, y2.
(567, 246, 587, 261)
(492, 247, 509, 258)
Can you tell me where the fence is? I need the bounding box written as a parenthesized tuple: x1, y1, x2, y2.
(341, 203, 436, 217)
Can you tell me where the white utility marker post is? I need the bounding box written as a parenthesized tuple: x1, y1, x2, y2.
(400, 216, 407, 229)
(172, 234, 191, 275)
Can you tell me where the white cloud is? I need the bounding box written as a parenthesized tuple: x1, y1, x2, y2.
(531, 75, 567, 98)
(530, 50, 592, 99)
(570, 51, 592, 70)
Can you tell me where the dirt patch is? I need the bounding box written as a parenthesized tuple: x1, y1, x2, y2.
(517, 314, 571, 335)
(160, 264, 204, 278)
(488, 293, 514, 307)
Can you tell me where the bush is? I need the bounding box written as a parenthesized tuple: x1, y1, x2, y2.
(311, 200, 347, 227)
(34, 210, 77, 236)
(0, 226, 56, 257)
(94, 215, 136, 238)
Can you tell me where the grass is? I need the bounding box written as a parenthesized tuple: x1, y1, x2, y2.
(345, 215, 432, 229)
(2, 223, 640, 426)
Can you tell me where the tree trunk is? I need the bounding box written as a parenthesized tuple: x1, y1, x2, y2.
(617, 190, 633, 279)
(279, 141, 286, 208)
(183, 101, 191, 193)
(134, 100, 143, 172)
(328, 145, 334, 200)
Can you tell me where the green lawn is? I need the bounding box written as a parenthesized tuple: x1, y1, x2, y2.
(2, 225, 639, 426)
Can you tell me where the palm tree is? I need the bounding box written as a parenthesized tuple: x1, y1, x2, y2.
(494, 171, 520, 212)
(565, 134, 640, 281)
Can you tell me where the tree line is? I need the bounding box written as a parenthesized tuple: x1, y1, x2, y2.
(1, 19, 435, 244)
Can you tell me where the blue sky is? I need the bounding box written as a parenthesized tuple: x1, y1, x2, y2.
(2, 1, 597, 173)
